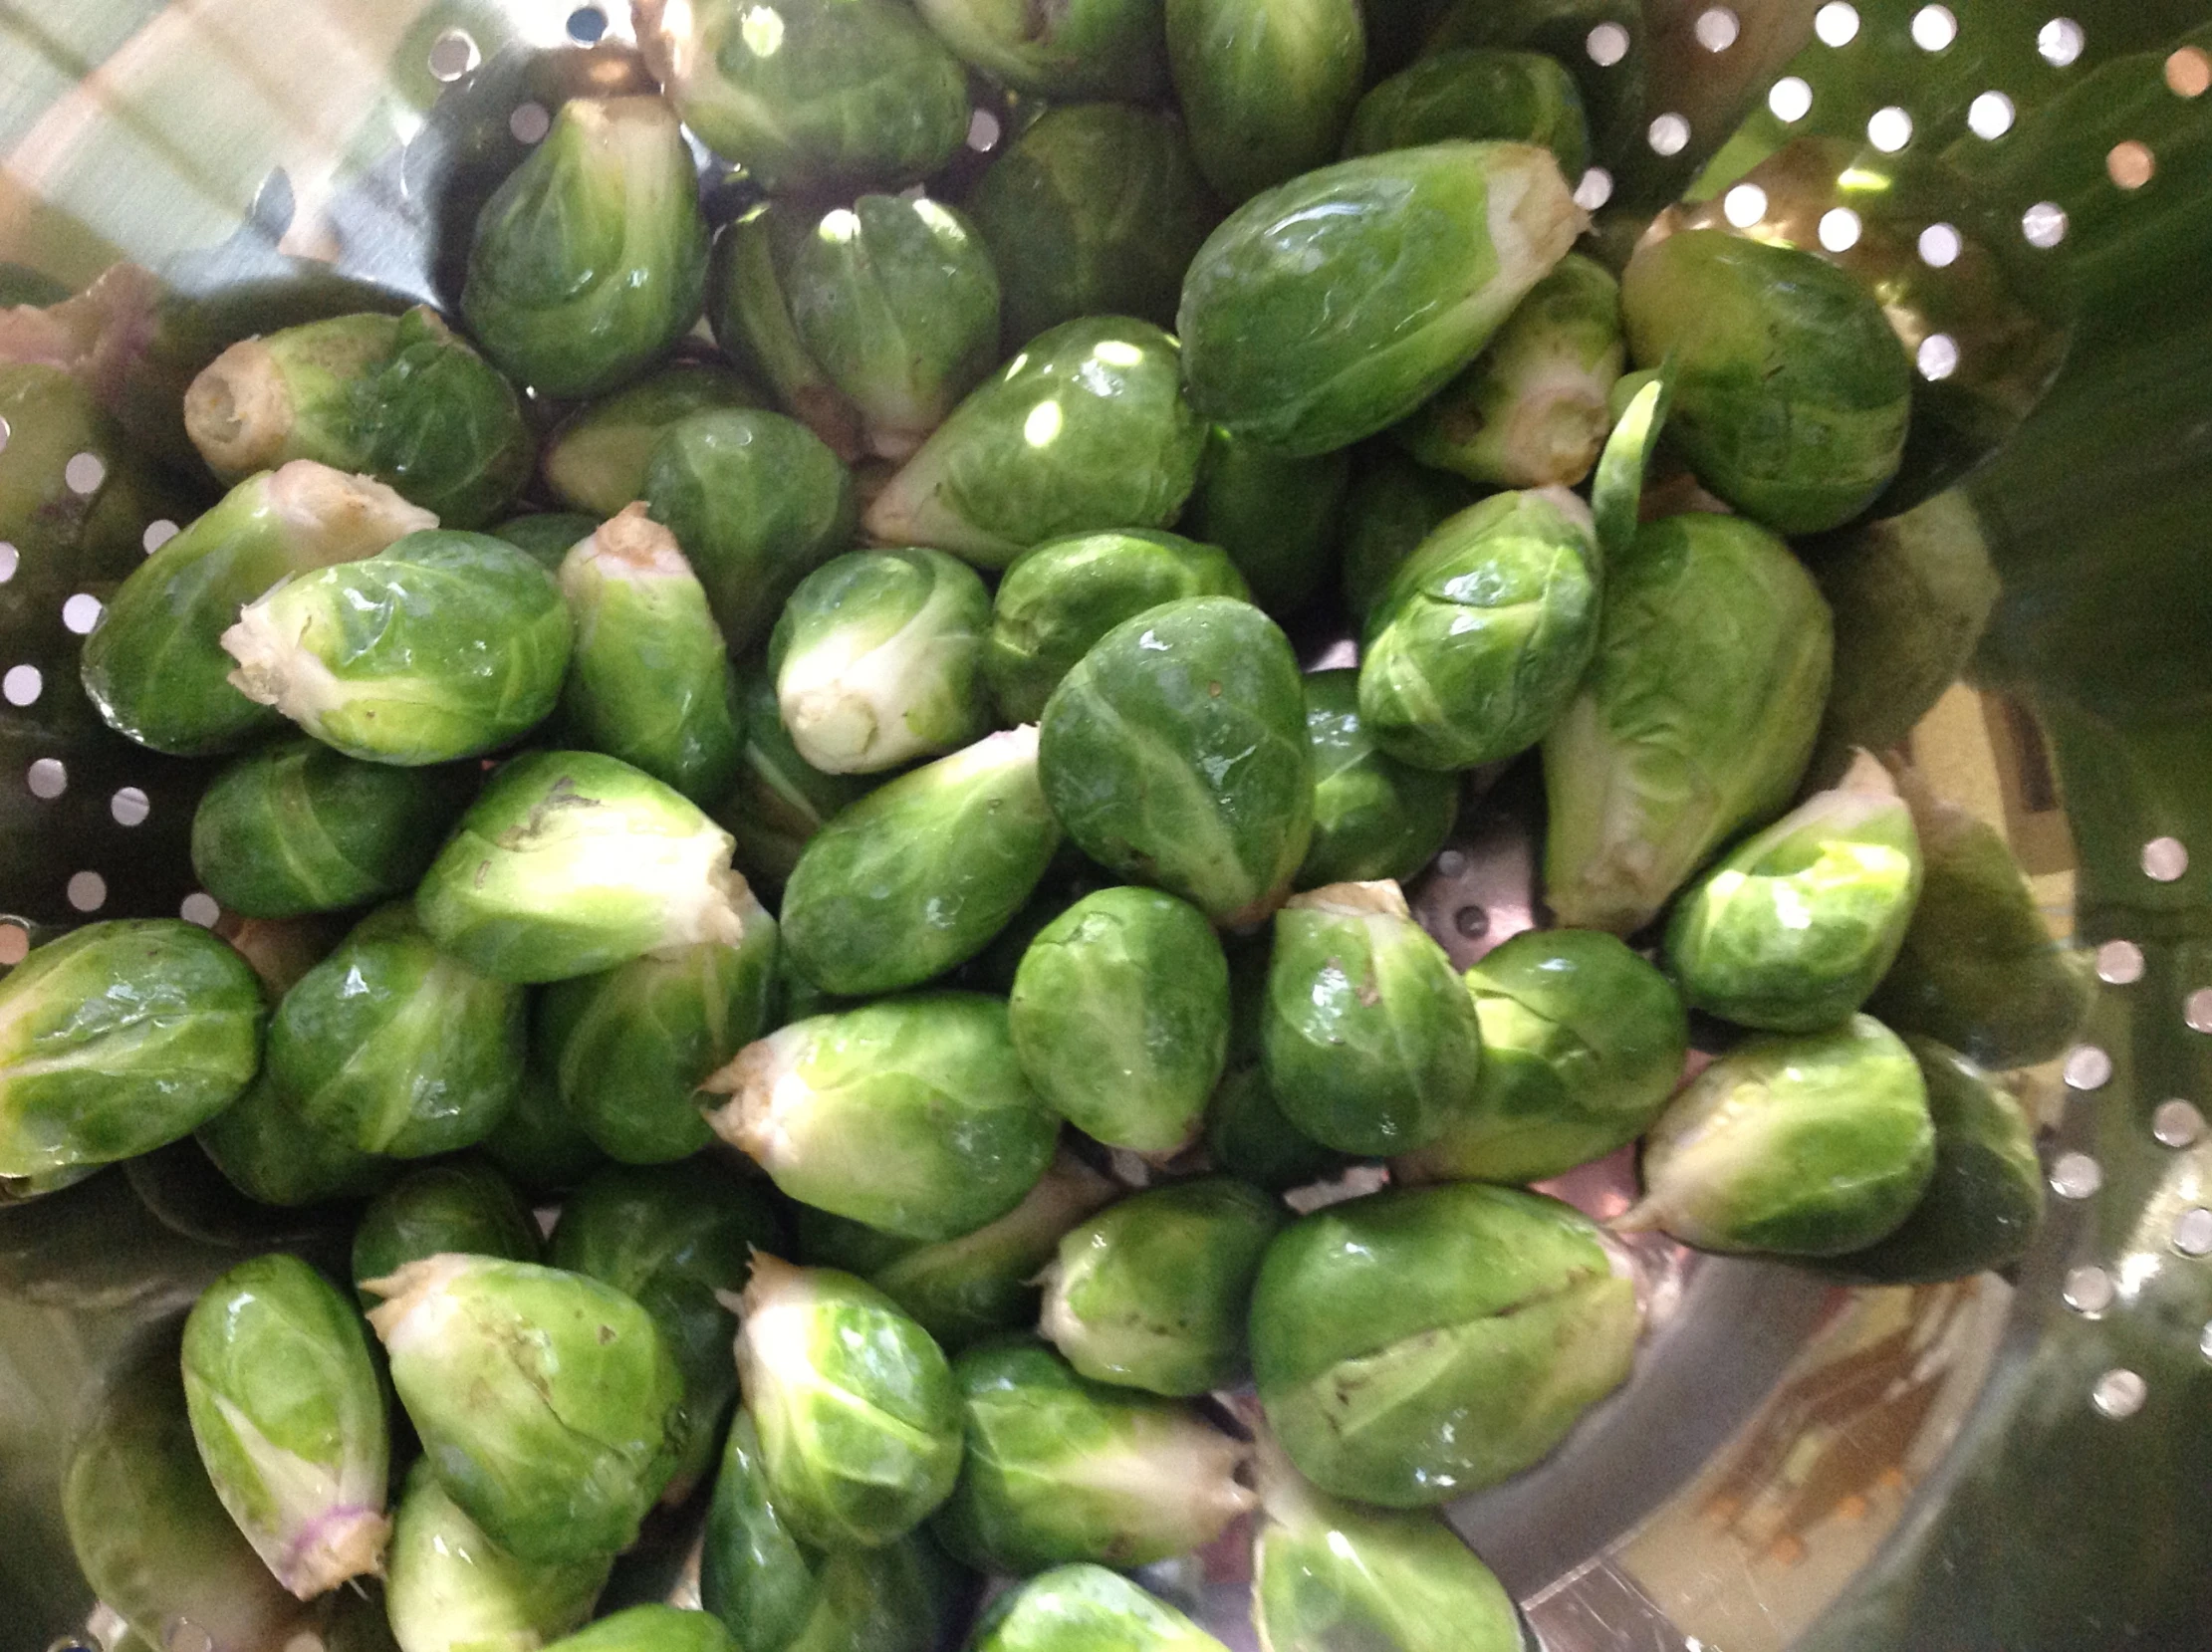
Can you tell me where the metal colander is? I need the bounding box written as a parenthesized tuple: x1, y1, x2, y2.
(4, 2, 2211, 1648)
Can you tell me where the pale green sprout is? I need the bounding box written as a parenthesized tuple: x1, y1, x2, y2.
(384, 1459, 613, 1652)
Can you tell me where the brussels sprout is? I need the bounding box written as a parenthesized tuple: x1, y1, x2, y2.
(862, 317, 1207, 569)
(180, 1254, 390, 1597)
(1262, 881, 1482, 1155)
(1040, 595, 1313, 925)
(1395, 254, 1622, 489)
(550, 1158, 787, 1502)
(1357, 488, 1601, 772)
(1864, 785, 2090, 1069)
(784, 194, 1003, 463)
(545, 364, 765, 519)
(196, 1073, 396, 1209)
(1620, 230, 1912, 535)
(1204, 1066, 1349, 1194)
(965, 104, 1223, 348)
(493, 511, 599, 570)
(1336, 448, 1481, 623)
(385, 1458, 612, 1652)
(715, 668, 879, 888)
(1344, 48, 1587, 176)
(1543, 512, 1834, 934)
(415, 750, 755, 984)
(351, 1158, 542, 1304)
(190, 739, 471, 919)
(1666, 759, 1923, 1032)
(985, 530, 1250, 724)
(737, 1256, 963, 1548)
(933, 1339, 1255, 1572)
(704, 993, 1059, 1241)
(64, 1340, 318, 1651)
(81, 461, 437, 756)
(1620, 1014, 1935, 1256)
(1166, 0, 1365, 204)
(544, 1607, 738, 1652)
(560, 506, 743, 805)
(1296, 669, 1458, 889)
(769, 547, 992, 775)
(222, 529, 572, 766)
(707, 205, 866, 463)
(1818, 1037, 2045, 1285)
(784, 728, 1060, 993)
(1181, 431, 1350, 616)
(1396, 928, 1686, 1186)
(1008, 886, 1231, 1153)
(1041, 1177, 1284, 1394)
(1178, 143, 1583, 457)
(1252, 1183, 1637, 1504)
(971, 1564, 1230, 1652)
(634, 0, 971, 196)
(1251, 1433, 1522, 1652)
(461, 97, 709, 398)
(184, 306, 534, 528)
(1422, 0, 1643, 168)
(642, 408, 860, 656)
(917, 0, 1167, 96)
(795, 1150, 1120, 1349)
(266, 903, 525, 1159)
(0, 920, 263, 1178)
(365, 1254, 682, 1563)
(478, 1061, 609, 1194)
(540, 899, 780, 1164)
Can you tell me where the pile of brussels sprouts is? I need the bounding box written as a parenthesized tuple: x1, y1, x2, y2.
(4, 1, 2102, 1648)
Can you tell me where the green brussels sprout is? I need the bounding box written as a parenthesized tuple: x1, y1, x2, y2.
(1620, 1014, 1936, 1256)
(707, 205, 866, 462)
(1008, 886, 1231, 1153)
(985, 530, 1250, 725)
(64, 1340, 319, 1651)
(1620, 230, 1912, 535)
(560, 506, 744, 805)
(184, 306, 534, 528)
(550, 1158, 787, 1502)
(1203, 1066, 1349, 1194)
(642, 407, 860, 656)
(784, 194, 1003, 463)
(493, 511, 599, 570)
(933, 1339, 1257, 1572)
(1178, 143, 1584, 457)
(784, 728, 1062, 994)
(1166, 0, 1366, 204)
(1295, 669, 1458, 889)
(196, 1073, 396, 1209)
(180, 1254, 391, 1596)
(81, 461, 437, 755)
(385, 1458, 612, 1652)
(461, 96, 710, 398)
(0, 919, 264, 1178)
(545, 364, 765, 519)
(365, 1254, 682, 1563)
(1396, 927, 1686, 1186)
(737, 1255, 963, 1548)
(477, 1061, 609, 1195)
(916, 0, 1168, 97)
(1337, 448, 1480, 624)
(1864, 784, 2090, 1069)
(1040, 595, 1313, 925)
(1251, 1183, 1638, 1505)
(1181, 431, 1351, 616)
(769, 547, 993, 775)
(1344, 47, 1587, 177)
(965, 104, 1223, 349)
(715, 668, 879, 888)
(223, 529, 572, 766)
(1262, 881, 1482, 1155)
(189, 739, 472, 919)
(539, 898, 780, 1164)
(795, 1149, 1119, 1349)
(635, 0, 971, 196)
(351, 1158, 543, 1305)
(1356, 487, 1601, 771)
(1422, 0, 1643, 168)
(1251, 1432, 1522, 1652)
(862, 316, 1207, 569)
(1395, 253, 1622, 489)
(704, 993, 1059, 1241)
(971, 1564, 1230, 1652)
(1041, 1176, 1285, 1394)
(416, 749, 756, 984)
(1543, 512, 1834, 934)
(543, 1606, 738, 1652)
(1818, 1037, 2045, 1285)
(1666, 759, 1923, 1032)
